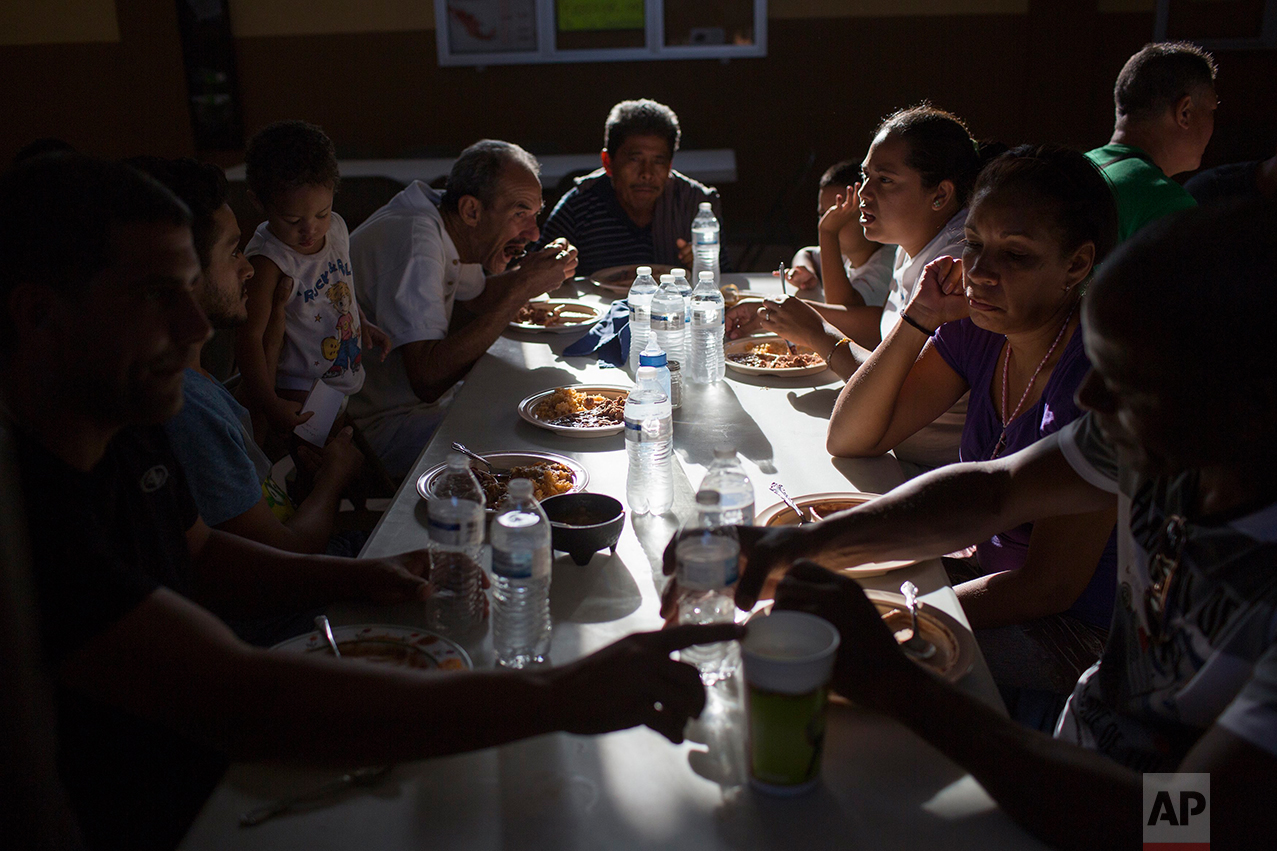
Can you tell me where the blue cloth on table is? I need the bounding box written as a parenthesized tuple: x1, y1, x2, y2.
(563, 301, 630, 368)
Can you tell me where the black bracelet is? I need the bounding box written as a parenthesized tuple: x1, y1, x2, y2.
(901, 313, 935, 337)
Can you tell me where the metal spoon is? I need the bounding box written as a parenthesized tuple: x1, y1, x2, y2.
(450, 441, 493, 471)
(769, 482, 810, 524)
(240, 765, 393, 827)
(315, 615, 341, 658)
(899, 581, 937, 660)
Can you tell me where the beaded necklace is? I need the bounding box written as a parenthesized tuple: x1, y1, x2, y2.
(990, 303, 1076, 460)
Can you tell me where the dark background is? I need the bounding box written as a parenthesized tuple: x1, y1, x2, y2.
(3, 1, 1273, 265)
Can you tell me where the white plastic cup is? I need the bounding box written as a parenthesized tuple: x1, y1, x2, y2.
(741, 610, 841, 795)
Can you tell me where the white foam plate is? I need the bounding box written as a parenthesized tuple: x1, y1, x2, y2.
(517, 386, 629, 438)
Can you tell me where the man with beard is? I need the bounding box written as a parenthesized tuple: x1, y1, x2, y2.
(349, 140, 578, 478)
(133, 157, 365, 556)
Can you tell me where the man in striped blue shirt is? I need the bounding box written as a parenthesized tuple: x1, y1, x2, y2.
(536, 99, 721, 277)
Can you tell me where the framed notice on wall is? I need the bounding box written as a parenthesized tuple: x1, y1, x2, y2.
(434, 0, 767, 66)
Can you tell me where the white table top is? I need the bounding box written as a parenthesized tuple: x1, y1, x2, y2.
(179, 274, 1044, 850)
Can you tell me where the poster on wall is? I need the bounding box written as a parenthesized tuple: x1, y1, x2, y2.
(446, 0, 538, 54)
(556, 0, 644, 32)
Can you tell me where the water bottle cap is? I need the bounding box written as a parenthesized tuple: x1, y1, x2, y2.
(636, 265, 652, 275)
(672, 268, 687, 279)
(446, 451, 471, 469)
(636, 366, 658, 382)
(699, 201, 713, 211)
(507, 478, 534, 498)
(659, 274, 675, 284)
(699, 271, 715, 282)
(713, 446, 737, 460)
(639, 348, 667, 367)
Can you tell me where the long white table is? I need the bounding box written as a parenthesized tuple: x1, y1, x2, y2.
(179, 275, 1045, 850)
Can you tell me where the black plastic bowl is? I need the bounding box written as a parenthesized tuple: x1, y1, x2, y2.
(540, 493, 625, 566)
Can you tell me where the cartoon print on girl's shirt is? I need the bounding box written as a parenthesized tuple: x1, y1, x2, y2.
(321, 279, 361, 379)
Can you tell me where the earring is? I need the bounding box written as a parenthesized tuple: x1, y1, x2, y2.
(932, 200, 943, 209)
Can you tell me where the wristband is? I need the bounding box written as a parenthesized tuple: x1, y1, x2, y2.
(826, 336, 851, 363)
(901, 313, 935, 337)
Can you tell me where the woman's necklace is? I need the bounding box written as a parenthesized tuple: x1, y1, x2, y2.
(990, 304, 1076, 460)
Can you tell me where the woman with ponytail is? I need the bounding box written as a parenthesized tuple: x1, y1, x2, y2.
(729, 105, 1001, 466)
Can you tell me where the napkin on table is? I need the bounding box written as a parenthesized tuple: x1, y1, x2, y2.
(562, 301, 631, 368)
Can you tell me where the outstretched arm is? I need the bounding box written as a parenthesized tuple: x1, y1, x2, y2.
(57, 588, 742, 764)
(184, 519, 430, 617)
(772, 561, 1277, 850)
(659, 431, 1116, 613)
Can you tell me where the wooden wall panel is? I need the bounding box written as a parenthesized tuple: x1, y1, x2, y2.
(1, 3, 1271, 256)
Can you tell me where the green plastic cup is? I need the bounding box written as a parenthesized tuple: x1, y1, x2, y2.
(742, 610, 841, 795)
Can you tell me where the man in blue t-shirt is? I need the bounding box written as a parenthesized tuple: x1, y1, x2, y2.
(1085, 42, 1217, 242)
(690, 201, 1277, 848)
(132, 157, 364, 556)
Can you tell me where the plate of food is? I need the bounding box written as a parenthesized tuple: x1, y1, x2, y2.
(724, 335, 828, 376)
(273, 624, 472, 671)
(755, 491, 916, 577)
(518, 386, 629, 437)
(864, 590, 976, 683)
(416, 451, 587, 505)
(747, 593, 973, 683)
(589, 263, 675, 294)
(508, 300, 602, 333)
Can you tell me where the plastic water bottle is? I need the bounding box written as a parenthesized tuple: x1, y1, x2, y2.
(699, 446, 755, 526)
(638, 337, 672, 402)
(625, 366, 673, 515)
(691, 202, 721, 286)
(671, 267, 693, 326)
(627, 265, 658, 373)
(676, 490, 741, 683)
(426, 452, 487, 637)
(490, 478, 552, 668)
(688, 270, 726, 384)
(650, 273, 686, 366)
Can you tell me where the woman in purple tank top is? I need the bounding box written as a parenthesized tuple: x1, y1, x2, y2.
(828, 146, 1121, 705)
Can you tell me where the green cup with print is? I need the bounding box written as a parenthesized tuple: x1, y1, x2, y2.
(742, 610, 841, 795)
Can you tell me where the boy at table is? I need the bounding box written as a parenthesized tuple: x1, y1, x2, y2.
(783, 159, 895, 309)
(676, 201, 1277, 849)
(0, 154, 738, 851)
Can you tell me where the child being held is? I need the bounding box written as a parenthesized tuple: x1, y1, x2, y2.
(238, 120, 388, 437)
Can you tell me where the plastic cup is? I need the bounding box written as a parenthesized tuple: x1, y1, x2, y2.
(741, 610, 841, 795)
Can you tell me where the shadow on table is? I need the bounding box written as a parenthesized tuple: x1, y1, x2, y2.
(549, 550, 641, 624)
(675, 382, 775, 474)
(785, 387, 839, 420)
